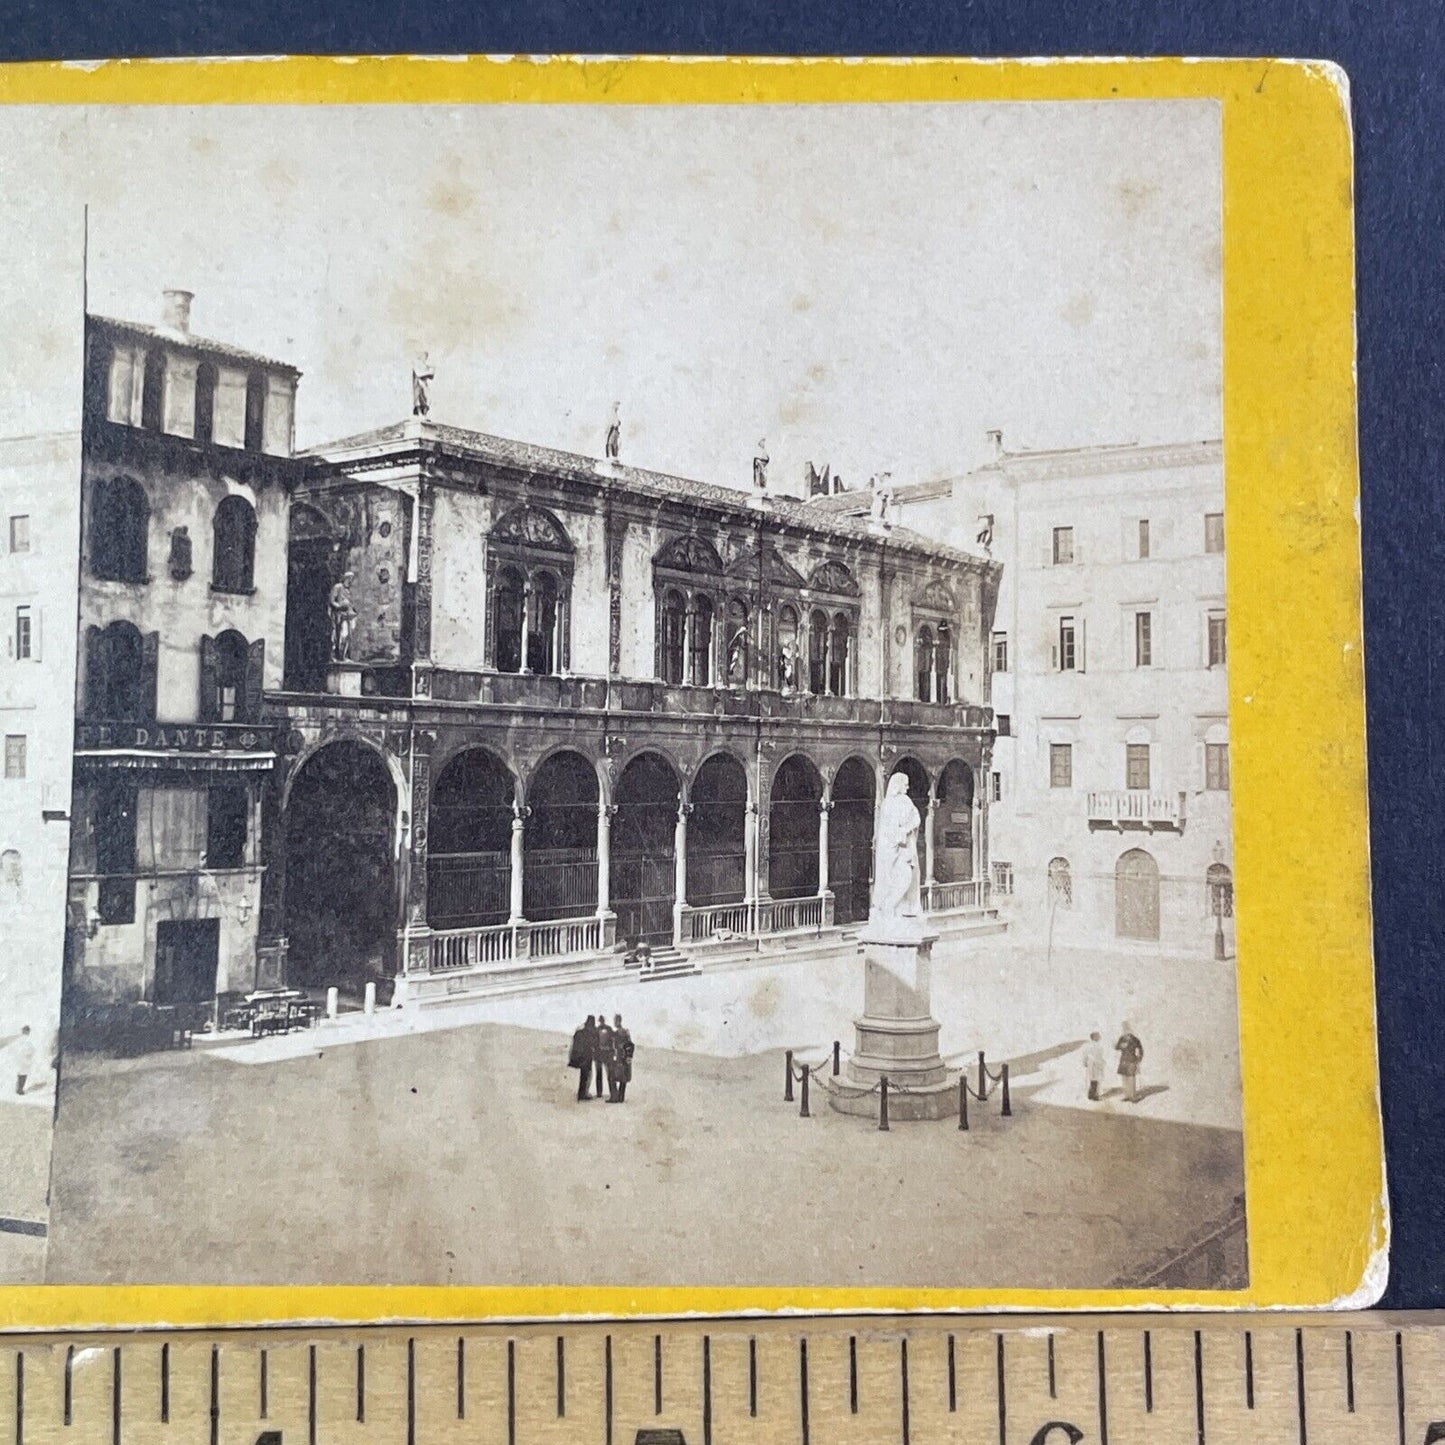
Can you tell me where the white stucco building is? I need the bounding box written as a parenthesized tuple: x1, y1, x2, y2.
(825, 436, 1233, 958)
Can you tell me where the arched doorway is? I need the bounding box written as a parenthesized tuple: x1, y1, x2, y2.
(829, 757, 875, 925)
(284, 741, 397, 991)
(284, 505, 340, 692)
(524, 752, 598, 921)
(688, 754, 747, 907)
(889, 757, 931, 882)
(611, 753, 680, 946)
(769, 755, 822, 901)
(428, 749, 515, 929)
(1115, 848, 1160, 941)
(934, 760, 975, 883)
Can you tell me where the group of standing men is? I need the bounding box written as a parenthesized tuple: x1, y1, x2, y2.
(570, 1013, 635, 1102)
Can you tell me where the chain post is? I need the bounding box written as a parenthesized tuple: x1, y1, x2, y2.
(784, 1049, 794, 1102)
(800, 1065, 811, 1118)
(977, 1050, 987, 1101)
(1001, 1062, 1012, 1117)
(958, 1072, 969, 1131)
(879, 1076, 890, 1131)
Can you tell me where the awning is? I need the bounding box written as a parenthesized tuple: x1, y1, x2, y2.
(72, 748, 277, 774)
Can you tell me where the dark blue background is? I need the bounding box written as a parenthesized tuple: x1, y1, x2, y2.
(1, 0, 1440, 1309)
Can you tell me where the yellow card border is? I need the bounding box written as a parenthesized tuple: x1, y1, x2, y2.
(0, 54, 1379, 1327)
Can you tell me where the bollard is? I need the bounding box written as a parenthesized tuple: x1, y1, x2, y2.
(958, 1073, 969, 1131)
(832, 1039, 841, 1076)
(363, 981, 376, 1016)
(879, 1076, 891, 1131)
(1001, 1062, 1012, 1117)
(978, 1050, 987, 1101)
(326, 986, 339, 1020)
(800, 1067, 811, 1118)
(785, 1050, 795, 1102)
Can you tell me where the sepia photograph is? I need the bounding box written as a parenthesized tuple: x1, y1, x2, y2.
(0, 98, 1244, 1290)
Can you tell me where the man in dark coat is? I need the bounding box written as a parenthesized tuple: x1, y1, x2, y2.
(608, 1013, 635, 1102)
(594, 1014, 613, 1101)
(570, 1015, 597, 1101)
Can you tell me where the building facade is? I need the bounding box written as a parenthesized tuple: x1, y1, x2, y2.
(62, 298, 1003, 1015)
(0, 432, 82, 1054)
(885, 437, 1233, 958)
(66, 294, 304, 1009)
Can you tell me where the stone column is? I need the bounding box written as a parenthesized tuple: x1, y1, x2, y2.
(744, 799, 759, 906)
(595, 800, 613, 917)
(520, 580, 533, 675)
(509, 802, 526, 923)
(672, 802, 691, 945)
(924, 788, 938, 891)
(817, 796, 832, 895)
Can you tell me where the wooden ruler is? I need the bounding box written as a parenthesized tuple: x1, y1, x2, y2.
(1, 1314, 1442, 1445)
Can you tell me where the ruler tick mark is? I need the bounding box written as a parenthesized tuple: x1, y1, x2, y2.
(1345, 1329, 1354, 1412)
(655, 1333, 663, 1415)
(800, 1338, 810, 1445)
(1143, 1331, 1152, 1413)
(605, 1335, 613, 1445)
(749, 1337, 757, 1418)
(1245, 1331, 1254, 1410)
(307, 1345, 316, 1445)
(159, 1342, 167, 1425)
(63, 1344, 73, 1427)
(15, 1350, 23, 1445)
(557, 1334, 566, 1418)
(1048, 1333, 1057, 1400)
(111, 1347, 121, 1445)
(457, 1336, 465, 1419)
(1395, 1331, 1405, 1445)
(1296, 1329, 1307, 1445)
(947, 1333, 957, 1413)
(407, 1337, 416, 1445)
(849, 1335, 858, 1414)
(901, 1338, 911, 1445)
(1195, 1331, 1205, 1445)
(507, 1339, 516, 1445)
(210, 1344, 220, 1445)
(356, 1343, 365, 1423)
(259, 1349, 268, 1420)
(997, 1334, 1007, 1445)
(702, 1336, 712, 1445)
(1097, 1331, 1108, 1445)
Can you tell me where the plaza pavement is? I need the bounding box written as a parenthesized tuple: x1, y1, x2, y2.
(0, 1070, 56, 1284)
(45, 938, 1245, 1287)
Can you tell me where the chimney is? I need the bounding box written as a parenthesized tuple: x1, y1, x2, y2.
(986, 428, 1004, 460)
(161, 288, 194, 334)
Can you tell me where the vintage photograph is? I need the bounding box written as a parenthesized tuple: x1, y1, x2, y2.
(0, 100, 1244, 1288)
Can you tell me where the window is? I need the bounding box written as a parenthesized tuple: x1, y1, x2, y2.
(493, 566, 526, 674)
(8, 515, 29, 553)
(808, 608, 828, 695)
(914, 624, 934, 701)
(90, 476, 149, 582)
(206, 784, 248, 869)
(211, 495, 258, 593)
(996, 714, 1011, 737)
(3, 735, 25, 779)
(1208, 612, 1227, 668)
(194, 360, 217, 443)
(1056, 615, 1077, 671)
(828, 612, 852, 697)
(244, 371, 266, 452)
(1052, 525, 1075, 565)
(991, 631, 1008, 674)
(527, 570, 561, 675)
(140, 349, 166, 431)
(1207, 862, 1234, 918)
(1126, 742, 1151, 791)
(1135, 610, 1153, 667)
(990, 772, 1003, 803)
(487, 506, 575, 677)
(934, 621, 952, 704)
(688, 593, 714, 686)
(1048, 856, 1073, 908)
(211, 630, 250, 722)
(1205, 741, 1231, 791)
(1049, 743, 1073, 789)
(1138, 518, 1151, 559)
(774, 603, 798, 690)
(659, 589, 686, 684)
(991, 861, 1014, 895)
(85, 620, 154, 721)
(1205, 512, 1225, 554)
(13, 606, 31, 661)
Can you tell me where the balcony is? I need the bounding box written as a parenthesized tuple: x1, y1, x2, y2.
(1086, 789, 1187, 832)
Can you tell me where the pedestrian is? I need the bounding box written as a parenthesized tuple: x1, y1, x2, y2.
(1115, 1022, 1144, 1103)
(594, 1013, 613, 1101)
(1083, 1030, 1106, 1101)
(570, 1016, 597, 1101)
(13, 1026, 35, 1097)
(608, 1013, 634, 1102)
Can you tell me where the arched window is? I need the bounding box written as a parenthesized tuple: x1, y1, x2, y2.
(775, 604, 799, 692)
(935, 621, 953, 704)
(86, 620, 150, 721)
(725, 598, 749, 687)
(214, 630, 249, 722)
(1048, 856, 1072, 909)
(212, 496, 257, 593)
(689, 594, 714, 686)
(829, 612, 852, 697)
(244, 370, 266, 451)
(194, 360, 217, 443)
(140, 349, 166, 431)
(527, 570, 561, 675)
(808, 608, 828, 695)
(915, 625, 935, 701)
(90, 476, 149, 582)
(493, 566, 526, 674)
(660, 589, 687, 684)
(1207, 862, 1234, 919)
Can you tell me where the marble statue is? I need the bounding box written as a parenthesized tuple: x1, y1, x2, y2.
(411, 353, 434, 417)
(605, 402, 621, 461)
(329, 571, 357, 662)
(753, 438, 769, 490)
(871, 772, 923, 923)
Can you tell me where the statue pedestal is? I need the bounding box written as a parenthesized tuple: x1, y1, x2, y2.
(830, 919, 957, 1121)
(325, 663, 363, 697)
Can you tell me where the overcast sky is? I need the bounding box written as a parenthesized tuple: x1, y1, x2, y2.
(0, 100, 1220, 492)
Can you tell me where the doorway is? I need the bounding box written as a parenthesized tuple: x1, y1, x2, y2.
(153, 919, 221, 1005)
(1115, 848, 1161, 941)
